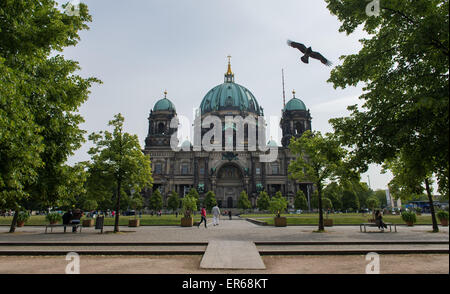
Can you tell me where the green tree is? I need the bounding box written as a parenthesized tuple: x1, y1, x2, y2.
(181, 195, 197, 218)
(323, 182, 343, 210)
(273, 191, 283, 199)
(342, 190, 360, 211)
(289, 131, 352, 231)
(149, 189, 163, 212)
(322, 197, 333, 219)
(294, 190, 308, 211)
(186, 188, 200, 202)
(384, 151, 440, 232)
(82, 199, 98, 212)
(366, 196, 380, 213)
(325, 0, 449, 203)
(203, 191, 217, 212)
(237, 190, 251, 212)
(167, 191, 180, 213)
(373, 189, 388, 208)
(269, 197, 288, 217)
(88, 114, 153, 233)
(257, 191, 270, 211)
(1, 1, 99, 232)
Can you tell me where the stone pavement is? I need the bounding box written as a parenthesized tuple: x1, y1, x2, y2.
(200, 240, 266, 269)
(0, 218, 448, 243)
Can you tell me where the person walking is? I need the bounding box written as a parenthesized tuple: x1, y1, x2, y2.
(228, 210, 232, 220)
(212, 204, 220, 226)
(198, 206, 207, 228)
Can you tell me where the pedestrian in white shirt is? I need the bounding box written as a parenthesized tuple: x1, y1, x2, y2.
(212, 205, 220, 226)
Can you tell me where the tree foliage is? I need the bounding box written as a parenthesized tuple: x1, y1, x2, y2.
(203, 191, 217, 212)
(269, 196, 288, 217)
(289, 131, 352, 231)
(167, 191, 180, 213)
(325, 0, 449, 200)
(149, 189, 163, 211)
(294, 190, 308, 210)
(257, 191, 270, 211)
(237, 190, 251, 211)
(87, 114, 153, 232)
(0, 1, 99, 232)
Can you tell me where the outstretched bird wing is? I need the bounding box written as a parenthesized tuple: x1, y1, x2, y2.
(287, 40, 307, 53)
(310, 51, 332, 66)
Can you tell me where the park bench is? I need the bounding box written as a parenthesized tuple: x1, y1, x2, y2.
(44, 224, 82, 234)
(360, 222, 397, 233)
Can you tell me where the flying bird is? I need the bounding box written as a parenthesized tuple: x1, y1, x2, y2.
(287, 40, 332, 66)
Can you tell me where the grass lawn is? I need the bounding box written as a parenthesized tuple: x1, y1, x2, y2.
(241, 213, 434, 225)
(0, 215, 208, 226)
(0, 213, 435, 226)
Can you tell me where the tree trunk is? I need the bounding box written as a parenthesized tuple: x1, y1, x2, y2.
(425, 178, 439, 233)
(9, 209, 19, 233)
(317, 184, 324, 231)
(114, 179, 121, 233)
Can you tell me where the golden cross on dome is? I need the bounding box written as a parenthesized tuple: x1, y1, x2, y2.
(292, 90, 296, 98)
(164, 90, 167, 98)
(227, 55, 233, 75)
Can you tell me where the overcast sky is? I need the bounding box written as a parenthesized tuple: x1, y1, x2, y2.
(61, 0, 392, 191)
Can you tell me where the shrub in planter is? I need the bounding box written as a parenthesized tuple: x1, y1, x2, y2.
(17, 211, 31, 227)
(437, 211, 449, 226)
(324, 219, 334, 227)
(269, 195, 288, 227)
(181, 195, 197, 227)
(401, 211, 417, 226)
(128, 219, 140, 227)
(82, 218, 95, 227)
(46, 212, 62, 224)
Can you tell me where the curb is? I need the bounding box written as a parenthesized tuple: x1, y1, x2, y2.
(258, 249, 449, 255)
(0, 241, 448, 246)
(0, 248, 447, 256)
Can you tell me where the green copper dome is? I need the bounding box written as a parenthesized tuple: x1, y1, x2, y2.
(200, 82, 261, 115)
(284, 98, 307, 111)
(200, 61, 262, 116)
(153, 97, 176, 112)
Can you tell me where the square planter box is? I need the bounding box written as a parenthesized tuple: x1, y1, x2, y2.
(440, 219, 448, 226)
(82, 219, 95, 227)
(324, 219, 333, 227)
(181, 217, 194, 227)
(128, 219, 140, 227)
(274, 217, 287, 227)
(17, 221, 25, 227)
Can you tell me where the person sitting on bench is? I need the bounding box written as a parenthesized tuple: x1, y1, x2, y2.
(71, 209, 83, 232)
(62, 210, 72, 225)
(375, 210, 388, 231)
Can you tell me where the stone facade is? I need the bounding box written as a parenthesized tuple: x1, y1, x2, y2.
(143, 64, 313, 209)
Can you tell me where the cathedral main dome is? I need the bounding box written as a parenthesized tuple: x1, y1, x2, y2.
(199, 59, 262, 116)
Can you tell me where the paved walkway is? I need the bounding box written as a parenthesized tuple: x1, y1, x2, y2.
(0, 218, 448, 243)
(200, 240, 266, 269)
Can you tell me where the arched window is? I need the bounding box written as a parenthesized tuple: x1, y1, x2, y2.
(158, 122, 165, 134)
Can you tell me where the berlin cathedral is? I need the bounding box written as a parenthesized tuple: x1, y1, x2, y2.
(144, 60, 313, 209)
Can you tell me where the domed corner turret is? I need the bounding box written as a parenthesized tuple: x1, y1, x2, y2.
(280, 90, 312, 148)
(284, 91, 307, 112)
(152, 90, 176, 112)
(145, 90, 178, 149)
